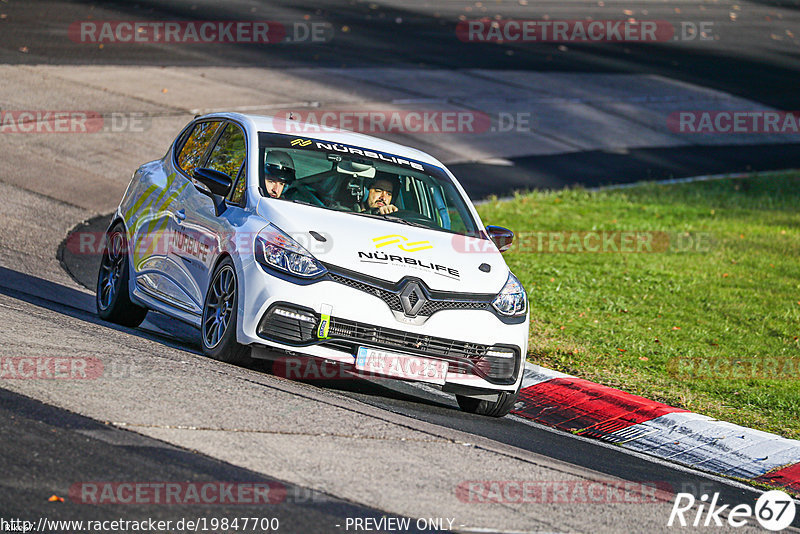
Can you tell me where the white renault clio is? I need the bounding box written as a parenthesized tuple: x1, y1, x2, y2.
(97, 113, 528, 416)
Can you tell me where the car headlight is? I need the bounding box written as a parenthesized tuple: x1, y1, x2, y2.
(492, 272, 527, 317)
(255, 224, 327, 279)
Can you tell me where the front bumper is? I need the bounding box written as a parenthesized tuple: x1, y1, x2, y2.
(237, 259, 529, 392)
(256, 302, 521, 386)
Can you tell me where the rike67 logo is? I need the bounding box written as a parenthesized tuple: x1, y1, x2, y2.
(668, 490, 796, 531)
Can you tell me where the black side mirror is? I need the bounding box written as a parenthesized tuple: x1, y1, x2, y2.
(486, 225, 514, 253)
(193, 167, 232, 197)
(193, 167, 232, 216)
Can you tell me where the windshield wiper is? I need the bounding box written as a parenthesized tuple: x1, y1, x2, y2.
(289, 199, 316, 206)
(353, 211, 431, 228)
(381, 215, 431, 229)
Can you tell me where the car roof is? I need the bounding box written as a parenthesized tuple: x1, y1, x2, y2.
(199, 112, 444, 168)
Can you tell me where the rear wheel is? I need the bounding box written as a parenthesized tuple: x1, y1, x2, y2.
(201, 257, 251, 365)
(96, 222, 148, 327)
(456, 386, 520, 417)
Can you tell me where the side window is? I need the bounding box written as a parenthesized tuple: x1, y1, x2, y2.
(443, 187, 471, 234)
(446, 207, 468, 234)
(206, 123, 246, 179)
(176, 121, 222, 176)
(229, 163, 247, 205)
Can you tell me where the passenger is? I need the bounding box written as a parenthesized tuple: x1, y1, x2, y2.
(361, 178, 399, 215)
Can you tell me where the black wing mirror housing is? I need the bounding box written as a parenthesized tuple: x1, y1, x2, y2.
(193, 167, 232, 196)
(486, 225, 514, 253)
(193, 167, 233, 216)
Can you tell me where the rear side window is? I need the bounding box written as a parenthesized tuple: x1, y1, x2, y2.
(206, 123, 246, 179)
(176, 121, 222, 176)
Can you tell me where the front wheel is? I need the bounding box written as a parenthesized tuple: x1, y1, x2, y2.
(201, 257, 250, 365)
(96, 222, 148, 327)
(456, 386, 520, 417)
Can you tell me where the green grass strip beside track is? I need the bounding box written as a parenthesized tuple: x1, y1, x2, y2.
(477, 172, 800, 439)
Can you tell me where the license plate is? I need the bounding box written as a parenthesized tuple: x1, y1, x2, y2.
(355, 347, 448, 385)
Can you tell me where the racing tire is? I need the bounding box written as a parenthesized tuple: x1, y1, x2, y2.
(456, 386, 520, 418)
(201, 257, 251, 365)
(96, 222, 148, 327)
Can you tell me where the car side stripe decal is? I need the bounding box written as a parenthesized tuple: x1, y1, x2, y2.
(139, 218, 170, 265)
(139, 178, 185, 239)
(131, 177, 188, 267)
(145, 174, 176, 217)
(134, 186, 189, 267)
(125, 184, 158, 221)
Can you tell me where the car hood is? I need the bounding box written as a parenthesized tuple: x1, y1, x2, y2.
(257, 199, 509, 293)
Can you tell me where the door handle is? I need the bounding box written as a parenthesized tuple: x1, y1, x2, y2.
(175, 209, 186, 222)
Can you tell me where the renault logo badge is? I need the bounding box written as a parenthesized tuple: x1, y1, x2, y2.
(399, 281, 427, 316)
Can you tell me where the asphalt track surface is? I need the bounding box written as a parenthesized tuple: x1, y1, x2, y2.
(3, 0, 800, 532)
(7, 256, 796, 531)
(3, 0, 800, 194)
(0, 387, 430, 533)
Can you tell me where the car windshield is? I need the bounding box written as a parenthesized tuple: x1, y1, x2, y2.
(258, 133, 481, 237)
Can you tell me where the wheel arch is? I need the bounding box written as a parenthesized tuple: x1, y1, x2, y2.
(95, 218, 149, 327)
(208, 251, 251, 345)
(200, 251, 251, 364)
(209, 251, 236, 286)
(206, 250, 239, 312)
(106, 214, 126, 236)
(106, 216, 143, 306)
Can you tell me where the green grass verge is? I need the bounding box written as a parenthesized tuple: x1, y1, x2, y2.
(476, 172, 800, 439)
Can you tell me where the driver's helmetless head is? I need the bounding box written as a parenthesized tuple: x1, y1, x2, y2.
(366, 179, 394, 208)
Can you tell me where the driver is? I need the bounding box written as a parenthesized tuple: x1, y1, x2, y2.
(361, 178, 399, 215)
(263, 150, 295, 198)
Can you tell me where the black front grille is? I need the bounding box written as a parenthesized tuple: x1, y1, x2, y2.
(328, 272, 491, 317)
(329, 273, 403, 311)
(418, 299, 487, 316)
(327, 317, 488, 360)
